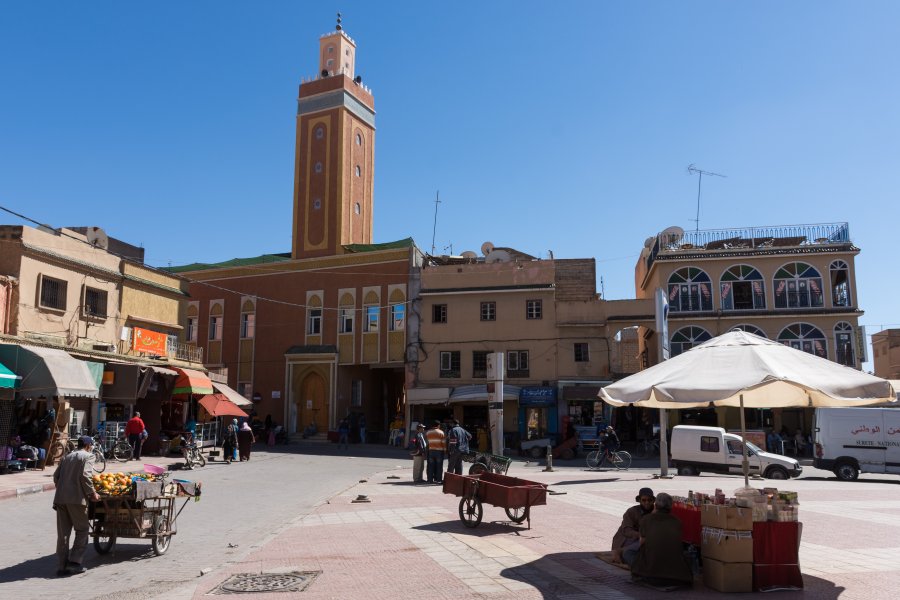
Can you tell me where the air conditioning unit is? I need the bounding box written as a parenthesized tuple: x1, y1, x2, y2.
(93, 344, 116, 353)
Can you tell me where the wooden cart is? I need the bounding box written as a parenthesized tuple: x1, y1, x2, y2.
(461, 450, 512, 475)
(442, 471, 547, 529)
(89, 477, 200, 556)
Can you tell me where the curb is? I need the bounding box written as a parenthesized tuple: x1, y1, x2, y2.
(0, 482, 55, 502)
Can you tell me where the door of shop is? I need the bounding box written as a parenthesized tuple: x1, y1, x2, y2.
(298, 373, 327, 433)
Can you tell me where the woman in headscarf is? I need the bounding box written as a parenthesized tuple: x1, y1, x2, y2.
(238, 420, 256, 461)
(223, 418, 239, 464)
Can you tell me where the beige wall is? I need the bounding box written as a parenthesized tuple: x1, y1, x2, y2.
(873, 330, 900, 379)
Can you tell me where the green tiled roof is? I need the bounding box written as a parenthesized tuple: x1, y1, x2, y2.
(163, 253, 292, 273)
(164, 239, 416, 273)
(343, 238, 415, 253)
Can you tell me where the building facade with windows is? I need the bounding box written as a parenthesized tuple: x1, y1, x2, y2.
(872, 329, 900, 380)
(168, 24, 421, 440)
(407, 250, 654, 451)
(634, 222, 864, 435)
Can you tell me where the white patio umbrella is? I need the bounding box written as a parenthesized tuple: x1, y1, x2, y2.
(599, 330, 896, 487)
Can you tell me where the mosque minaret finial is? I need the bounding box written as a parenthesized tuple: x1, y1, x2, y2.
(336, 12, 342, 31)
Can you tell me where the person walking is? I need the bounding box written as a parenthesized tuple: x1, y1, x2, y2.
(125, 411, 146, 461)
(358, 414, 366, 445)
(446, 419, 472, 475)
(411, 423, 427, 483)
(223, 418, 239, 464)
(425, 420, 446, 484)
(53, 435, 100, 577)
(238, 421, 255, 461)
(338, 417, 350, 450)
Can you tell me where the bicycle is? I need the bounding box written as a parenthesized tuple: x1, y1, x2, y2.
(111, 436, 133, 462)
(635, 437, 660, 459)
(181, 435, 206, 469)
(586, 446, 632, 470)
(49, 432, 107, 472)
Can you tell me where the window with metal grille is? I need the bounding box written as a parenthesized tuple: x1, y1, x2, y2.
(307, 309, 322, 335)
(507, 350, 529, 377)
(240, 313, 255, 338)
(480, 301, 496, 321)
(526, 299, 542, 320)
(83, 286, 107, 318)
(574, 343, 590, 362)
(472, 351, 491, 378)
(432, 304, 447, 323)
(440, 351, 460, 378)
(39, 275, 67, 310)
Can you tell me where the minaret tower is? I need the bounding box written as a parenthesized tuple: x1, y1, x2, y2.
(292, 14, 375, 259)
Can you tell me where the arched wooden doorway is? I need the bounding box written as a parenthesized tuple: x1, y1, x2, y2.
(296, 371, 327, 433)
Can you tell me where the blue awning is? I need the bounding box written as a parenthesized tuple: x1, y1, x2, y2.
(0, 361, 20, 389)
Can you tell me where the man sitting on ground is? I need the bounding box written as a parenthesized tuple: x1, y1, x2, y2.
(630, 492, 694, 588)
(612, 487, 655, 565)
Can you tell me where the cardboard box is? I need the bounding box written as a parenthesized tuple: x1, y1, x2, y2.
(701, 527, 753, 563)
(703, 557, 753, 593)
(700, 504, 753, 530)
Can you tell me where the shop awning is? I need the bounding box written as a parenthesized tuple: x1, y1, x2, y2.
(0, 343, 100, 398)
(172, 367, 214, 396)
(0, 361, 21, 389)
(212, 381, 253, 408)
(199, 393, 248, 418)
(406, 387, 452, 406)
(449, 384, 522, 403)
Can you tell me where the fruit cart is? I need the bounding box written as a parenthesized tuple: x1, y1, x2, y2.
(89, 467, 201, 557)
(442, 471, 548, 530)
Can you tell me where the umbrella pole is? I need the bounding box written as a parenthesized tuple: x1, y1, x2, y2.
(740, 393, 749, 488)
(658, 408, 671, 478)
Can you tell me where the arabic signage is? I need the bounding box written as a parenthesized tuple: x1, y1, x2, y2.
(132, 326, 168, 354)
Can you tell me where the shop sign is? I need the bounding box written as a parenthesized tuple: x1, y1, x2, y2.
(519, 387, 557, 407)
(132, 326, 168, 354)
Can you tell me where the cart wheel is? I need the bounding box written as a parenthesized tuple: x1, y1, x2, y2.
(560, 448, 575, 460)
(93, 532, 116, 554)
(529, 446, 544, 459)
(505, 506, 529, 524)
(151, 515, 172, 556)
(458, 497, 483, 528)
(468, 462, 488, 475)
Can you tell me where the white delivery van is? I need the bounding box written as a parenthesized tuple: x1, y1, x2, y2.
(671, 425, 802, 480)
(813, 407, 900, 481)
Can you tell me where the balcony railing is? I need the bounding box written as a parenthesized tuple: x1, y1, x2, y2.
(646, 222, 850, 272)
(166, 337, 203, 363)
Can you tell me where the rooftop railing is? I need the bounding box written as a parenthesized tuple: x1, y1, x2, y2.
(646, 222, 851, 272)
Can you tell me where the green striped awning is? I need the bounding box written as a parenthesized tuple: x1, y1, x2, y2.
(0, 361, 21, 389)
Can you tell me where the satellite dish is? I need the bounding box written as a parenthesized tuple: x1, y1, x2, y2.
(485, 249, 511, 263)
(481, 241, 495, 256)
(86, 226, 109, 250)
(643, 236, 655, 249)
(460, 250, 477, 259)
(660, 226, 684, 246)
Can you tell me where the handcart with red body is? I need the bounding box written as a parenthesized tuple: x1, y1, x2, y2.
(442, 471, 548, 529)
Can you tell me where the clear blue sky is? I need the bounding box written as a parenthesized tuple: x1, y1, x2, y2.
(2, 2, 898, 369)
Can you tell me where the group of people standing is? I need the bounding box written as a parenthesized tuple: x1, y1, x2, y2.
(411, 419, 472, 484)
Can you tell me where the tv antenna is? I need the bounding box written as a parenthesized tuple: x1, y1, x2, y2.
(430, 191, 440, 255)
(687, 164, 726, 232)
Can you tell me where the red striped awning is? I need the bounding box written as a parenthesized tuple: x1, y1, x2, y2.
(172, 367, 213, 396)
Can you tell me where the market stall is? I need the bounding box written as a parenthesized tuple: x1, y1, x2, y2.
(671, 486, 802, 592)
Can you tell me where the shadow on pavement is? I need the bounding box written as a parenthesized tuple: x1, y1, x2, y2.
(499, 551, 846, 599)
(550, 478, 621, 486)
(412, 519, 545, 539)
(800, 476, 899, 485)
(0, 554, 59, 582)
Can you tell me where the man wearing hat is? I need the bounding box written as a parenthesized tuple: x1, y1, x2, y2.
(611, 487, 655, 565)
(52, 435, 100, 576)
(411, 423, 428, 483)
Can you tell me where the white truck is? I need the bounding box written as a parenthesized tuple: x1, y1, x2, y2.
(813, 407, 900, 481)
(671, 425, 802, 480)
